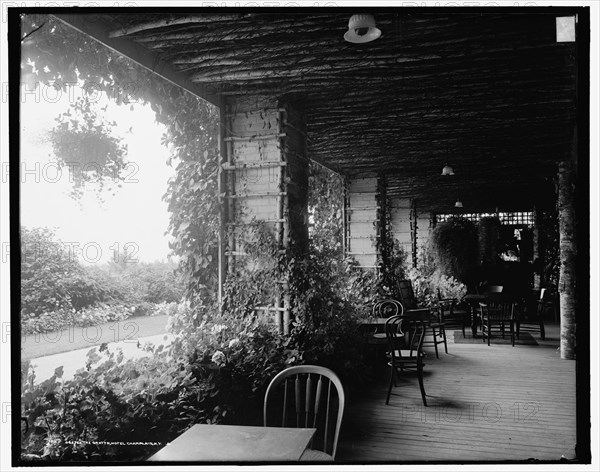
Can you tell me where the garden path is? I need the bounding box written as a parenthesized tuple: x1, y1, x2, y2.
(21, 314, 172, 384)
(25, 331, 173, 384)
(21, 314, 169, 360)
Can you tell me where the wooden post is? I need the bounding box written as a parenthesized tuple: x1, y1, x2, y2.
(411, 200, 418, 268)
(217, 100, 227, 307)
(532, 206, 541, 290)
(557, 158, 576, 360)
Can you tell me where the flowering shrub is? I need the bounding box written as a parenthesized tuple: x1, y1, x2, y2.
(21, 304, 134, 335)
(407, 268, 467, 307)
(167, 301, 296, 400)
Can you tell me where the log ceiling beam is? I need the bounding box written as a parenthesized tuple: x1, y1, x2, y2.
(48, 9, 582, 214)
(51, 13, 220, 107)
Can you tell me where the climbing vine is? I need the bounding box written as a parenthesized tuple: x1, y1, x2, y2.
(374, 178, 407, 299)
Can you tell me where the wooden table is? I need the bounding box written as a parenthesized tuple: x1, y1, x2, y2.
(147, 424, 316, 462)
(360, 308, 432, 328)
(360, 317, 389, 328)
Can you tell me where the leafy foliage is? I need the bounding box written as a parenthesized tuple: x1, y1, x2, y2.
(430, 217, 479, 287)
(373, 183, 409, 298)
(407, 268, 467, 307)
(20, 226, 184, 334)
(21, 227, 84, 315)
(287, 250, 369, 390)
(478, 216, 501, 265)
(48, 96, 128, 200)
(21, 304, 133, 335)
(21, 346, 208, 461)
(308, 163, 344, 257)
(161, 97, 221, 301)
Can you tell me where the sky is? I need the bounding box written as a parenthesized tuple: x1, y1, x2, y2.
(19, 83, 176, 264)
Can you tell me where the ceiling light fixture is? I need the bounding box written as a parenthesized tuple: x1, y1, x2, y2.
(441, 163, 455, 176)
(344, 14, 382, 43)
(455, 198, 463, 208)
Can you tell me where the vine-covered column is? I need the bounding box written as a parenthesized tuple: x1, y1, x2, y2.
(389, 197, 413, 266)
(557, 159, 577, 360)
(220, 95, 308, 334)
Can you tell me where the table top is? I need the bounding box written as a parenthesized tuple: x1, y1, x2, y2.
(360, 317, 389, 326)
(147, 424, 316, 462)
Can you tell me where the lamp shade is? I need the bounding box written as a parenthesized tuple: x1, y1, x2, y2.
(455, 199, 463, 208)
(441, 164, 454, 176)
(344, 14, 382, 43)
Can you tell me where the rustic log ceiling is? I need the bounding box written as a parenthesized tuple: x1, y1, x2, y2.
(77, 9, 581, 213)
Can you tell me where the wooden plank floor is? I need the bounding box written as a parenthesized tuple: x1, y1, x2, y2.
(337, 323, 577, 463)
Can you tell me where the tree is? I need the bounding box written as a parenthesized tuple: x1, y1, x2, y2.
(21, 227, 82, 314)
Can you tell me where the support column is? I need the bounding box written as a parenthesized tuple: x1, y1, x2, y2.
(389, 198, 413, 265)
(532, 206, 542, 290)
(410, 201, 418, 268)
(557, 159, 576, 360)
(221, 95, 308, 334)
(416, 209, 432, 264)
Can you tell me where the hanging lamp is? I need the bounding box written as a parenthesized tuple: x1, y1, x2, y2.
(455, 198, 463, 208)
(441, 163, 455, 176)
(344, 14, 382, 43)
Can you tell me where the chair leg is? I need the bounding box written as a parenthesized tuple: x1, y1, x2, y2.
(539, 319, 545, 340)
(386, 365, 395, 405)
(417, 363, 427, 407)
(442, 326, 448, 354)
(510, 321, 515, 347)
(431, 327, 439, 359)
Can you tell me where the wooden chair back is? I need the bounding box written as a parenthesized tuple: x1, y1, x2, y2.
(263, 365, 345, 459)
(373, 299, 404, 318)
(397, 280, 418, 309)
(479, 301, 514, 321)
(385, 314, 426, 359)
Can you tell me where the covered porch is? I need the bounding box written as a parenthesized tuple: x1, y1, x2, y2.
(53, 7, 588, 354)
(28, 6, 590, 464)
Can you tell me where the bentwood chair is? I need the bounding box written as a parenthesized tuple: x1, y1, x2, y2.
(362, 299, 404, 367)
(479, 295, 516, 346)
(264, 365, 345, 461)
(398, 280, 447, 358)
(368, 298, 404, 341)
(385, 313, 428, 406)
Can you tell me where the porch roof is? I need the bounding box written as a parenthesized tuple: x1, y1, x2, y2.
(55, 8, 584, 213)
